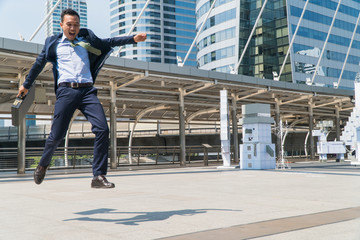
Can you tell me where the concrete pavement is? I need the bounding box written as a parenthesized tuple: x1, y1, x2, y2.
(1, 162, 360, 240)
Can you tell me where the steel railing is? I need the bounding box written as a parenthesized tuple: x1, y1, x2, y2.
(0, 145, 236, 171)
(0, 125, 221, 141)
(0, 144, 317, 172)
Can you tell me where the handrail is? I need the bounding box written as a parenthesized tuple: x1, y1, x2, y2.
(0, 145, 225, 171)
(0, 126, 223, 140)
(0, 144, 313, 172)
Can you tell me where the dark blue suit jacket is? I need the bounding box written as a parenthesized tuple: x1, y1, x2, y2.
(23, 28, 136, 92)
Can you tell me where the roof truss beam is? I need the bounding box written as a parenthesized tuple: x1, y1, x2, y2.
(115, 71, 148, 90)
(279, 95, 311, 105)
(184, 81, 216, 96)
(237, 89, 267, 101)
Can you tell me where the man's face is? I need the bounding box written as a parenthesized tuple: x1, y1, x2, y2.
(60, 14, 80, 40)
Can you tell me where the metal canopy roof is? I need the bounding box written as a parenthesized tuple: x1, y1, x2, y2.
(0, 37, 354, 127)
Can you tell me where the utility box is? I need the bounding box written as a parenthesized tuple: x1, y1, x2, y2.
(240, 104, 276, 170)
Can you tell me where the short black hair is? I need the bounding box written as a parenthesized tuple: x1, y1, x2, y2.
(61, 8, 80, 22)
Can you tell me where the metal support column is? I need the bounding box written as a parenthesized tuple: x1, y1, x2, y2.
(178, 88, 186, 166)
(64, 109, 80, 167)
(275, 98, 281, 161)
(17, 74, 27, 174)
(231, 93, 239, 162)
(335, 105, 341, 141)
(17, 117, 26, 174)
(309, 99, 315, 160)
(157, 120, 161, 136)
(110, 81, 117, 169)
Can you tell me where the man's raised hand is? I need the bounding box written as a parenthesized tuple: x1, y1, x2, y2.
(134, 33, 147, 43)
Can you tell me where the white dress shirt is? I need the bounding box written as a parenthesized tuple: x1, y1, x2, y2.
(56, 35, 93, 85)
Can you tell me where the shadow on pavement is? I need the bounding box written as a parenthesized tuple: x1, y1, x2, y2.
(64, 208, 241, 226)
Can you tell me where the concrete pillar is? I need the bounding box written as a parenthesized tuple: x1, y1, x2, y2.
(231, 93, 239, 162)
(178, 88, 186, 166)
(110, 81, 117, 169)
(275, 98, 281, 161)
(309, 99, 315, 160)
(335, 105, 341, 141)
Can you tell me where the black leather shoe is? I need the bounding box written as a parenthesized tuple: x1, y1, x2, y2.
(91, 175, 115, 189)
(34, 165, 48, 185)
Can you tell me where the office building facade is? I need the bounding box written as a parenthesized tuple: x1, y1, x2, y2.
(45, 0, 88, 37)
(110, 0, 197, 66)
(196, 0, 239, 73)
(196, 0, 360, 89)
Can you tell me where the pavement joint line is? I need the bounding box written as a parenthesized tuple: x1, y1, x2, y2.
(159, 206, 360, 240)
(267, 169, 360, 177)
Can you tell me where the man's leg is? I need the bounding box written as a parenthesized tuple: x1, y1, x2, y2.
(35, 87, 79, 184)
(79, 87, 114, 188)
(79, 88, 109, 176)
(80, 100, 109, 176)
(40, 87, 79, 166)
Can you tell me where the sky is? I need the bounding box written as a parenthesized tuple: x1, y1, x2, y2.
(0, 0, 110, 44)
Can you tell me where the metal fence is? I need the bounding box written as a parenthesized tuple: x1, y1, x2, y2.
(0, 143, 317, 172)
(283, 144, 317, 159)
(0, 125, 221, 141)
(284, 144, 308, 158)
(0, 145, 235, 171)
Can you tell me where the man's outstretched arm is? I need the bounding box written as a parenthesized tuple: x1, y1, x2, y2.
(104, 33, 147, 47)
(17, 45, 48, 97)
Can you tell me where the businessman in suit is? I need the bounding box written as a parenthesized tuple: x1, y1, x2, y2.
(17, 8, 146, 188)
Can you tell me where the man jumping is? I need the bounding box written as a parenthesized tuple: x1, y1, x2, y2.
(17, 8, 146, 188)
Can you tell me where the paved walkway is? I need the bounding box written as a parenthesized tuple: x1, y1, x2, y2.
(1, 162, 360, 240)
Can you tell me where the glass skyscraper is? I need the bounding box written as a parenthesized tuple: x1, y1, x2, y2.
(45, 0, 88, 37)
(196, 0, 360, 89)
(289, 0, 360, 89)
(110, 0, 197, 66)
(196, 0, 238, 73)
